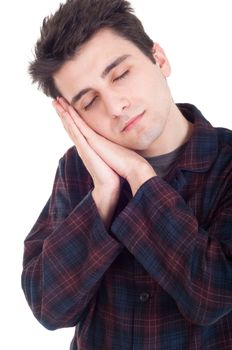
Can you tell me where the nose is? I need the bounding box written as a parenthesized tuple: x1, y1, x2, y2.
(103, 91, 130, 118)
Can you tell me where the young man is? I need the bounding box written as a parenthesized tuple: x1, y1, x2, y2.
(22, 0, 232, 349)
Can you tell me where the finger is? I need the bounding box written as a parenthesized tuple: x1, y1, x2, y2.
(55, 98, 90, 136)
(53, 100, 80, 142)
(53, 101, 120, 184)
(53, 100, 115, 178)
(56, 97, 92, 135)
(67, 104, 105, 145)
(67, 104, 91, 132)
(57, 97, 69, 112)
(59, 111, 111, 177)
(60, 110, 81, 141)
(52, 100, 67, 119)
(54, 99, 111, 159)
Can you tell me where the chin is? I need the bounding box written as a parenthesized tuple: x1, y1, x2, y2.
(140, 129, 161, 147)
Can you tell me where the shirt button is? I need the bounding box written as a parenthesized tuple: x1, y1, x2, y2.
(139, 292, 150, 303)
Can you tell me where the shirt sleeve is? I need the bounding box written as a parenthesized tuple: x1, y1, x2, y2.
(111, 176, 232, 326)
(21, 154, 123, 331)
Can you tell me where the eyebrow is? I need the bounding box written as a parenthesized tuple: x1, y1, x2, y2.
(71, 54, 131, 105)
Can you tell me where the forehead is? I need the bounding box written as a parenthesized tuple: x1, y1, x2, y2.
(77, 27, 139, 59)
(54, 28, 143, 98)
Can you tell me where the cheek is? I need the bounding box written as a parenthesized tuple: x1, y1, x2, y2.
(84, 114, 111, 137)
(78, 114, 98, 132)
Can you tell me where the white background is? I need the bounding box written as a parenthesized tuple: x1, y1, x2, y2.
(1, 0, 231, 349)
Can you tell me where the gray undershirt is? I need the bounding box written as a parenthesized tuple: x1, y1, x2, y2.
(144, 143, 187, 177)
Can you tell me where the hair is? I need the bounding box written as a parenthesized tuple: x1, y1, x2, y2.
(29, 0, 155, 99)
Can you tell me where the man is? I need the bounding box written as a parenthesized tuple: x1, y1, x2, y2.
(21, 0, 232, 349)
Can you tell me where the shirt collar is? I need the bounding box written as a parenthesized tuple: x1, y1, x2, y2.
(174, 103, 218, 173)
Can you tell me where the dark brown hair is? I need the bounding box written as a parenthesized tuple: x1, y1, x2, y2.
(29, 0, 155, 98)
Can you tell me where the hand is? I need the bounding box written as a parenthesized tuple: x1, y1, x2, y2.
(53, 97, 122, 228)
(53, 98, 120, 192)
(54, 98, 156, 195)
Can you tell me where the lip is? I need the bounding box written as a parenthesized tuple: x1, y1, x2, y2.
(122, 111, 145, 132)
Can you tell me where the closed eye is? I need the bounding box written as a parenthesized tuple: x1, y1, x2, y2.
(83, 70, 129, 111)
(83, 96, 98, 111)
(113, 70, 129, 82)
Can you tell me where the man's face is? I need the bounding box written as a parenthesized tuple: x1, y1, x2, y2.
(54, 28, 173, 157)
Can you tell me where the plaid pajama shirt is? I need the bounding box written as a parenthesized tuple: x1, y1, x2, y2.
(22, 103, 232, 349)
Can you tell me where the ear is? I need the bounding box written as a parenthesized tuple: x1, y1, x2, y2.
(151, 43, 171, 77)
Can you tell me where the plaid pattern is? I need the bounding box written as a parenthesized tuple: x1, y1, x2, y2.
(22, 104, 232, 349)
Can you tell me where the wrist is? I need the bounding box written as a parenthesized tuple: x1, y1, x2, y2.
(127, 163, 156, 196)
(92, 186, 120, 228)
(93, 183, 120, 201)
